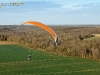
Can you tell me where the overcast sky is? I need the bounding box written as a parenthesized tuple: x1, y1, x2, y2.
(0, 0, 100, 25)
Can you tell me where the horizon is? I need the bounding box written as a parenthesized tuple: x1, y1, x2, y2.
(0, 24, 100, 26)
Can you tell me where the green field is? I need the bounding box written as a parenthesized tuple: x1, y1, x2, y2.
(0, 45, 100, 75)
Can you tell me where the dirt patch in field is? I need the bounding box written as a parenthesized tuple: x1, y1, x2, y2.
(0, 41, 17, 45)
(92, 34, 100, 37)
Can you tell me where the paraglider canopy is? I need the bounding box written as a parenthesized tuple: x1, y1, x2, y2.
(17, 21, 58, 46)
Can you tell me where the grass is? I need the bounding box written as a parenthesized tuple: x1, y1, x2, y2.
(0, 45, 100, 75)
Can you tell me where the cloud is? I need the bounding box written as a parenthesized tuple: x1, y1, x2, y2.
(61, 4, 84, 10)
(55, 2, 100, 14)
(1, 0, 100, 25)
(0, 0, 61, 13)
(1, 1, 100, 15)
(83, 14, 90, 17)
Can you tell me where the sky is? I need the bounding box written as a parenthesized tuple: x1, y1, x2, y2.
(0, 0, 100, 25)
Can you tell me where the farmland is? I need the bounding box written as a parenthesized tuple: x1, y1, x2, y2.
(92, 34, 100, 37)
(0, 45, 100, 75)
(0, 41, 17, 45)
(84, 34, 100, 40)
(1, 25, 100, 75)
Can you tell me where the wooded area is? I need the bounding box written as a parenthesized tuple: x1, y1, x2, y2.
(0, 25, 100, 61)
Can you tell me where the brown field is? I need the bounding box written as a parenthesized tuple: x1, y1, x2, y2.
(92, 34, 100, 37)
(0, 41, 17, 45)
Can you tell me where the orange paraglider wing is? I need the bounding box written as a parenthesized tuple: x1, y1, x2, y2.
(18, 21, 58, 46)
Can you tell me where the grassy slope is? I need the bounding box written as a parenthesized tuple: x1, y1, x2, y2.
(0, 45, 100, 75)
